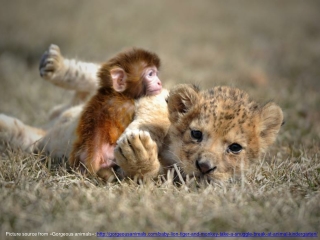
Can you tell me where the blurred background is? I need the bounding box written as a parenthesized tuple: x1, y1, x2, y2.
(0, 0, 319, 149)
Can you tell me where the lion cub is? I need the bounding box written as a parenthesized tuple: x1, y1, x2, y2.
(116, 84, 283, 182)
(161, 84, 284, 181)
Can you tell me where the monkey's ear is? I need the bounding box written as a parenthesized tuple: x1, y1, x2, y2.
(167, 84, 200, 123)
(110, 68, 127, 92)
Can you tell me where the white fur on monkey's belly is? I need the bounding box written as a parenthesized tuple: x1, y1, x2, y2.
(99, 143, 116, 168)
(79, 143, 115, 169)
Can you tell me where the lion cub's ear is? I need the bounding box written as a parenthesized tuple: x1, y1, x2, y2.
(167, 84, 200, 123)
(259, 102, 284, 152)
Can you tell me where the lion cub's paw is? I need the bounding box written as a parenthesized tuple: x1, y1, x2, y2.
(39, 44, 64, 80)
(115, 130, 160, 178)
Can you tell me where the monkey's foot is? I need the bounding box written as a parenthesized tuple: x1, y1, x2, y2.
(115, 130, 160, 179)
(39, 44, 64, 80)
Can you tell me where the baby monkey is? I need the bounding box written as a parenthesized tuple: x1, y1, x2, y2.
(69, 48, 162, 180)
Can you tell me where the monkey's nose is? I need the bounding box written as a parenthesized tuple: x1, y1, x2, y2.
(196, 160, 217, 174)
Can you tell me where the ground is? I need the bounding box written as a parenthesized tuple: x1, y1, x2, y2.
(0, 1, 319, 239)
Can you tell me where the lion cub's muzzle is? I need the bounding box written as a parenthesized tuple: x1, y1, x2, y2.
(196, 158, 217, 175)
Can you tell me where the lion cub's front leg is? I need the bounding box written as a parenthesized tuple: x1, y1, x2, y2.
(114, 91, 170, 179)
(115, 130, 161, 179)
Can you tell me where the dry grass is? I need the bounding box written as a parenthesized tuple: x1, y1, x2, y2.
(0, 0, 319, 239)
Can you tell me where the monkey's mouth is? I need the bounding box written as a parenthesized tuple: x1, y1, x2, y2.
(149, 89, 162, 95)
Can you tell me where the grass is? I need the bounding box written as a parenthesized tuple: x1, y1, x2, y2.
(0, 0, 319, 239)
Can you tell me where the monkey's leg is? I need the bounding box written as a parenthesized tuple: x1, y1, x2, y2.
(114, 130, 161, 179)
(0, 114, 45, 152)
(39, 44, 100, 92)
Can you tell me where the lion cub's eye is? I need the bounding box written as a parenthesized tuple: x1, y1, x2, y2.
(228, 143, 242, 154)
(191, 130, 203, 142)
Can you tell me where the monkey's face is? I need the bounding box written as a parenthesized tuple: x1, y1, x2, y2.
(143, 66, 162, 96)
(101, 48, 163, 99)
(123, 65, 162, 98)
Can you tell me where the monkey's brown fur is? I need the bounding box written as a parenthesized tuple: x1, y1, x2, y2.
(69, 48, 161, 179)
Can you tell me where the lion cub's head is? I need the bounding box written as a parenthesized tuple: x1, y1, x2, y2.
(162, 84, 283, 182)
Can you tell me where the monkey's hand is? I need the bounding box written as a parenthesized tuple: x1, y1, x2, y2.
(39, 44, 66, 82)
(114, 130, 161, 179)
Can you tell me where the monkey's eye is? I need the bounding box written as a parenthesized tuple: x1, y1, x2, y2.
(191, 130, 203, 142)
(227, 143, 242, 154)
(148, 70, 154, 77)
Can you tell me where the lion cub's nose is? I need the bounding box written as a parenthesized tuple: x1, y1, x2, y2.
(196, 159, 217, 174)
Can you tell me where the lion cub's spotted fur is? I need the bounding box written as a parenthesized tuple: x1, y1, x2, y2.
(0, 44, 283, 182)
(158, 84, 284, 181)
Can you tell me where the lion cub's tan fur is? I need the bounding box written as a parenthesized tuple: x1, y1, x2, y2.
(162, 84, 283, 181)
(0, 45, 283, 182)
(115, 84, 283, 182)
